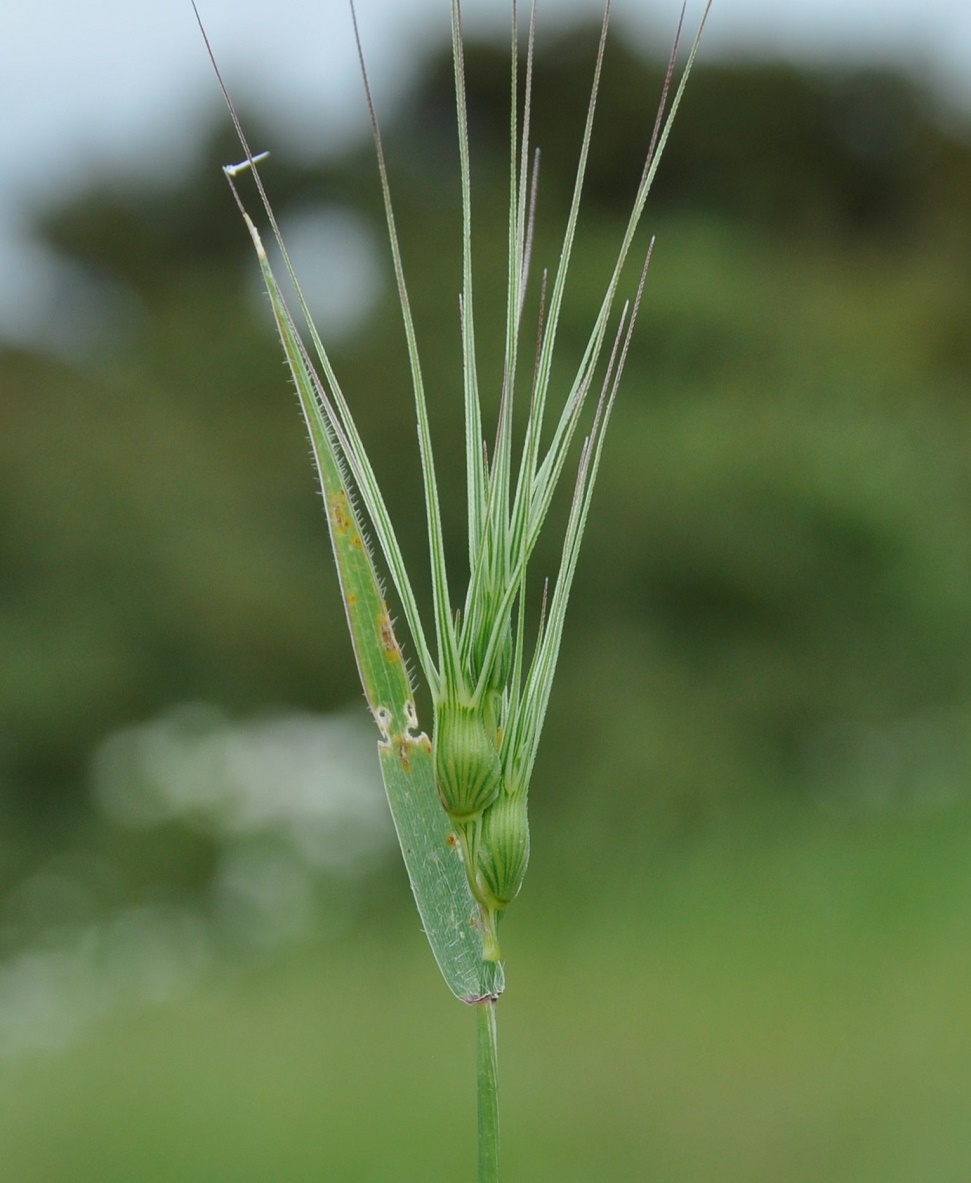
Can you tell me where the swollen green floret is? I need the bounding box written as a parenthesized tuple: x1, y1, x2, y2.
(477, 791, 530, 910)
(433, 698, 502, 821)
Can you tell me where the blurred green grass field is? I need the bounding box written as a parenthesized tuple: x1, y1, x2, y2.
(4, 801, 971, 1182)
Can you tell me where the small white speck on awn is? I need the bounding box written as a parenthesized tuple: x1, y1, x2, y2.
(223, 150, 271, 177)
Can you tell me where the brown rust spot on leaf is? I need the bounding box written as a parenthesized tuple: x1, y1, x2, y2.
(378, 608, 403, 664)
(329, 489, 353, 535)
(395, 731, 432, 772)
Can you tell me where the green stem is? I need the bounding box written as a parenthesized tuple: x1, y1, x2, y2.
(476, 998, 500, 1183)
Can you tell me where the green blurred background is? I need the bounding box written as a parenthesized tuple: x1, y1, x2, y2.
(3, 16, 971, 1181)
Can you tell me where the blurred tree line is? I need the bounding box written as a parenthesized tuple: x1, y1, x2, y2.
(3, 21, 971, 901)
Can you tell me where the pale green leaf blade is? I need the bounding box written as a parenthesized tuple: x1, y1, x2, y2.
(246, 214, 502, 1001)
(379, 741, 504, 1002)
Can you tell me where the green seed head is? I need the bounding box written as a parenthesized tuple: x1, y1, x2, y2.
(433, 699, 502, 821)
(477, 791, 530, 909)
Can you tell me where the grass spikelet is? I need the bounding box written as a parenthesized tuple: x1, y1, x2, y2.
(195, 1, 710, 1176)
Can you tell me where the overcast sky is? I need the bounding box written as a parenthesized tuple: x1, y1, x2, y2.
(3, 0, 970, 348)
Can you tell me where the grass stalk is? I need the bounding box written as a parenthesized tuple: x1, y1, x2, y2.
(476, 999, 501, 1183)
